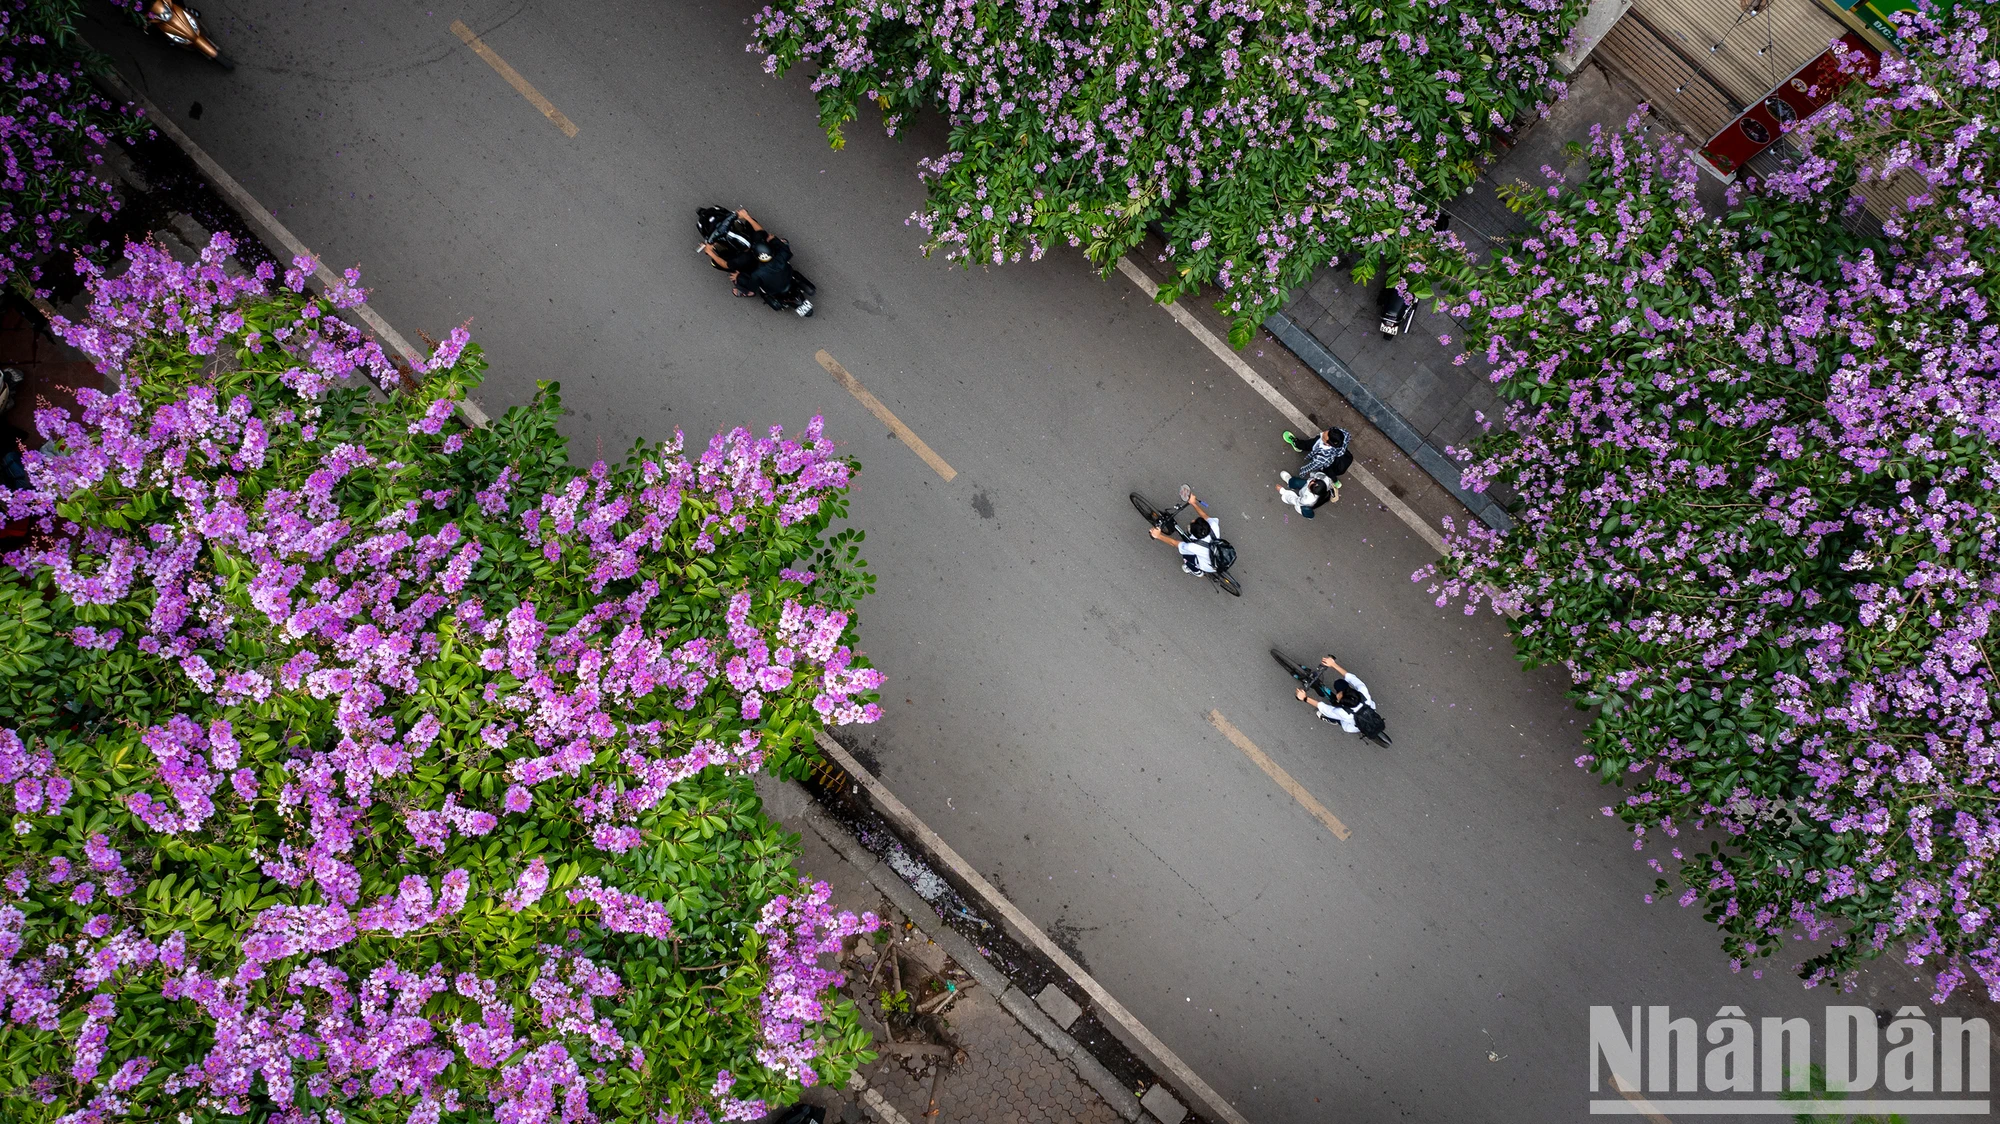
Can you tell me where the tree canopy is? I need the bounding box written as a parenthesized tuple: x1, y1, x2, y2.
(753, 0, 1579, 345)
(0, 234, 885, 1121)
(1427, 6, 2000, 999)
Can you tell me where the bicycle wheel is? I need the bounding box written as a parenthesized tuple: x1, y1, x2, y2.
(1271, 649, 1306, 682)
(1215, 571, 1243, 597)
(1130, 492, 1161, 525)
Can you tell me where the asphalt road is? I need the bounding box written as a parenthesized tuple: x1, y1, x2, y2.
(84, 4, 1982, 1121)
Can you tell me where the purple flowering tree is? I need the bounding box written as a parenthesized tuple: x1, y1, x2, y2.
(1, 0, 144, 293)
(1423, 7, 2000, 999)
(752, 0, 1580, 347)
(0, 233, 888, 1121)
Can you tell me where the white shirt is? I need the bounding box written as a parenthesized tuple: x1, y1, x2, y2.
(1280, 472, 1336, 514)
(1311, 674, 1374, 732)
(1178, 535, 1217, 573)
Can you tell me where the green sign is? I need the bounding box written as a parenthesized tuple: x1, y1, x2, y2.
(1856, 0, 1915, 42)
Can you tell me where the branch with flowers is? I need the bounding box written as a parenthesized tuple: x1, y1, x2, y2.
(751, 0, 1581, 347)
(1, 0, 148, 295)
(0, 231, 886, 1121)
(1421, 5, 2000, 1001)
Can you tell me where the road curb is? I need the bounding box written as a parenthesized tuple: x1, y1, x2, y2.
(1262, 311, 1513, 533)
(94, 69, 491, 429)
(787, 785, 1144, 1120)
(813, 730, 1251, 1124)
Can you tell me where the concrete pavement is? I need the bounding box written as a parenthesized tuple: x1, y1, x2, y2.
(82, 3, 1993, 1121)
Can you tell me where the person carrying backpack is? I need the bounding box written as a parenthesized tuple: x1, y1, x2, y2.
(1149, 490, 1229, 576)
(1297, 656, 1387, 743)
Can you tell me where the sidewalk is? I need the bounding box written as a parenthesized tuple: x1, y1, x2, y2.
(1266, 61, 1656, 532)
(760, 775, 1141, 1124)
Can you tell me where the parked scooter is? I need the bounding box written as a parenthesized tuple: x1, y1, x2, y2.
(695, 206, 816, 317)
(1377, 286, 1415, 339)
(1373, 214, 1448, 340)
(0, 367, 32, 495)
(145, 0, 234, 70)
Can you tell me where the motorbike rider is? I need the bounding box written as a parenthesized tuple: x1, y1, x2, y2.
(1149, 491, 1222, 576)
(1296, 656, 1380, 734)
(738, 237, 802, 309)
(699, 208, 776, 296)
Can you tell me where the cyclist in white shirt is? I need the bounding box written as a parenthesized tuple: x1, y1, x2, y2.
(1297, 656, 1375, 732)
(1149, 492, 1220, 574)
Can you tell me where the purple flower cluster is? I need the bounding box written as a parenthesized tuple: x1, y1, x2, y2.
(2, 726, 72, 829)
(0, 232, 889, 1118)
(753, 0, 1578, 335)
(0, 0, 145, 293)
(1424, 7, 2000, 999)
(567, 876, 676, 939)
(752, 880, 879, 1087)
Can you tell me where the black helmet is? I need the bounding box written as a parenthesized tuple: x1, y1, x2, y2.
(755, 244, 774, 263)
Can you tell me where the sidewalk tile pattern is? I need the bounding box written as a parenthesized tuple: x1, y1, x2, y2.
(860, 989, 1126, 1124)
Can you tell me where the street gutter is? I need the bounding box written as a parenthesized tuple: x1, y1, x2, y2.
(813, 730, 1252, 1124)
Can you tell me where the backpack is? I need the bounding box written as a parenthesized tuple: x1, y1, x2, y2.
(1328, 449, 1354, 479)
(1353, 704, 1386, 739)
(1210, 538, 1237, 572)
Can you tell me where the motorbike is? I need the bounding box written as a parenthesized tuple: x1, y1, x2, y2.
(1373, 215, 1446, 339)
(696, 206, 815, 317)
(145, 0, 235, 70)
(1377, 286, 1415, 339)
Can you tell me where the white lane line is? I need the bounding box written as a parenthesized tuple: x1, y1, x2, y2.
(100, 72, 490, 428)
(816, 350, 958, 481)
(1608, 1078, 1676, 1122)
(1116, 256, 1446, 555)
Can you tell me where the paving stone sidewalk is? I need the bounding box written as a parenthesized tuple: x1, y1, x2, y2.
(756, 778, 1145, 1124)
(856, 987, 1126, 1124)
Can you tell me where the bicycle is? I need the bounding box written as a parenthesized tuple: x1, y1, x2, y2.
(1131, 485, 1242, 596)
(1272, 648, 1392, 746)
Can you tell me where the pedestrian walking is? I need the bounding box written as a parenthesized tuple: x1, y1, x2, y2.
(1276, 469, 1339, 517)
(1283, 426, 1353, 479)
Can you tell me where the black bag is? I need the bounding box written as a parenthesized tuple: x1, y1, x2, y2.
(1211, 538, 1238, 572)
(1328, 449, 1354, 479)
(1354, 704, 1386, 739)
